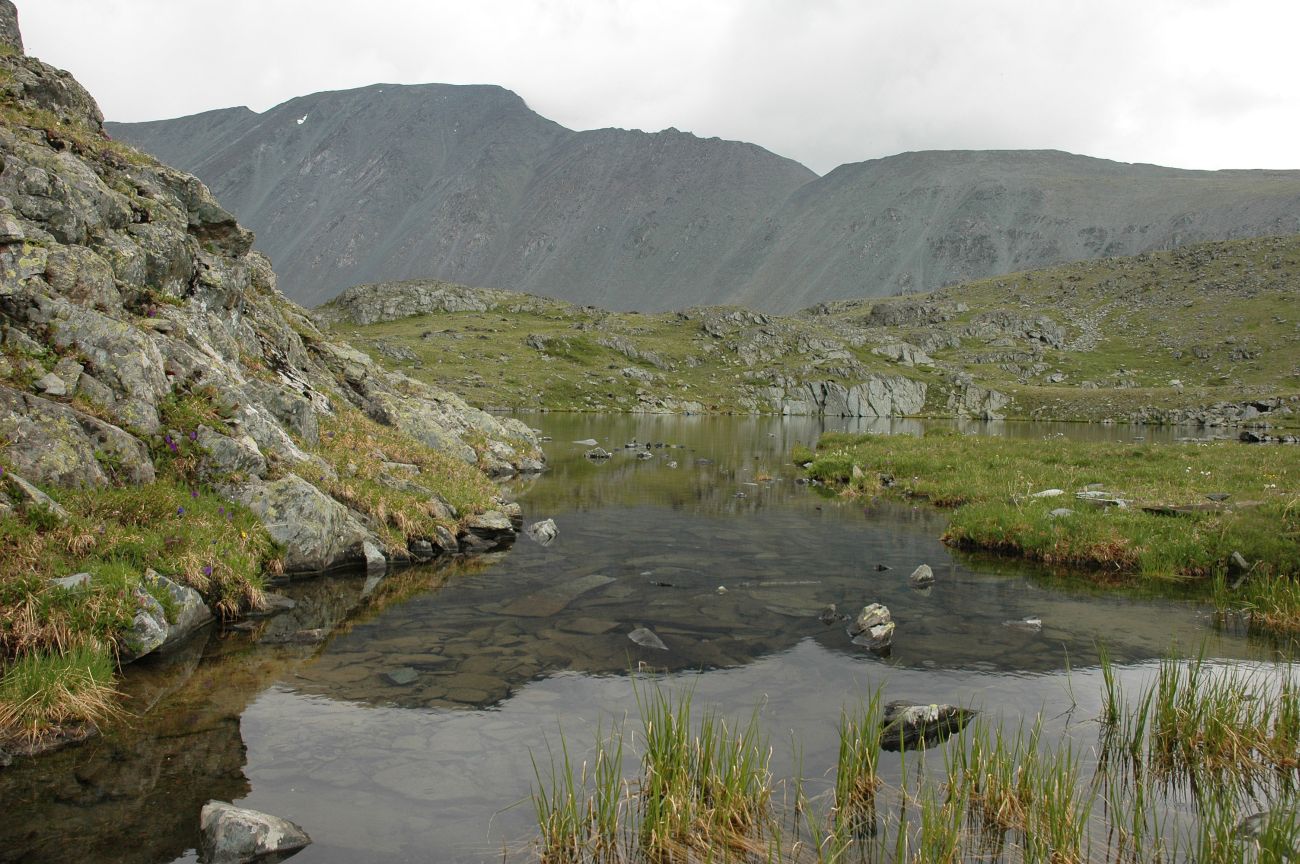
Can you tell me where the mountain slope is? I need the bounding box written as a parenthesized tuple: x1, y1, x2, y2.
(112, 88, 1300, 313)
(111, 84, 817, 309)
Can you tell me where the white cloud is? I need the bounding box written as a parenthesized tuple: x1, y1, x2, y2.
(18, 0, 1300, 173)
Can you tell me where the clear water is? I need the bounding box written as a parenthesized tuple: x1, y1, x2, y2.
(0, 415, 1283, 864)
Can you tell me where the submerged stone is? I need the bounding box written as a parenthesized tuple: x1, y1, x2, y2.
(880, 701, 977, 752)
(628, 626, 668, 651)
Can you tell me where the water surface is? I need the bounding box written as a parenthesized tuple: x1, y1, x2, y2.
(0, 415, 1282, 863)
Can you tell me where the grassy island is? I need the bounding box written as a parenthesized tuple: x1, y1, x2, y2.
(798, 431, 1300, 637)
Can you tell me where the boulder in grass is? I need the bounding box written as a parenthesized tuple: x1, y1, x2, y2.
(200, 800, 311, 864)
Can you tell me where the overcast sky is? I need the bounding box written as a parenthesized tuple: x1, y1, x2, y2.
(19, 0, 1300, 175)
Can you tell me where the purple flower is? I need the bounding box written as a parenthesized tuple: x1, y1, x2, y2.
(202, 565, 213, 577)
(176, 506, 185, 516)
(189, 430, 198, 442)
(190, 489, 199, 499)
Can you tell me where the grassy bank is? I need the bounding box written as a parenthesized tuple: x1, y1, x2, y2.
(799, 431, 1300, 637)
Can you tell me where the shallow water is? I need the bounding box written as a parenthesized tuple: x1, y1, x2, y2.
(0, 415, 1285, 863)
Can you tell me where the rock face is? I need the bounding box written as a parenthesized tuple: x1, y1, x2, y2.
(0, 23, 543, 578)
(779, 377, 927, 417)
(0, 2, 21, 54)
(111, 86, 1300, 312)
(200, 801, 311, 864)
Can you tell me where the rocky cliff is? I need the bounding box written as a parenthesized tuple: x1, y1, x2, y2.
(0, 3, 543, 588)
(112, 87, 1300, 313)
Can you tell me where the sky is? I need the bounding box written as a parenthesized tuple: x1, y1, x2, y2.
(19, 0, 1300, 175)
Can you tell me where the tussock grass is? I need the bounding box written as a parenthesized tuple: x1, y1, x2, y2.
(0, 642, 120, 747)
(803, 431, 1300, 635)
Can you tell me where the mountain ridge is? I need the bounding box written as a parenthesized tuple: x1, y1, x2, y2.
(110, 83, 1300, 312)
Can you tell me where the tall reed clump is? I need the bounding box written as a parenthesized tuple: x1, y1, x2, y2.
(1102, 653, 1300, 785)
(636, 685, 773, 861)
(830, 693, 884, 845)
(532, 724, 628, 864)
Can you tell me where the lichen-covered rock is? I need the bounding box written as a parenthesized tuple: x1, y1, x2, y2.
(947, 381, 1010, 420)
(234, 474, 371, 574)
(0, 385, 154, 486)
(195, 425, 267, 481)
(200, 801, 311, 864)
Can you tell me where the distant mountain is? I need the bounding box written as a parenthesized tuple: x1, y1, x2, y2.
(111, 85, 1300, 312)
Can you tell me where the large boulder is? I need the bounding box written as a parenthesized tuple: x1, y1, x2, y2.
(199, 801, 311, 864)
(234, 474, 371, 574)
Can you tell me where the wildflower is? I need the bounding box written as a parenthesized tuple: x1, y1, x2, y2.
(190, 489, 199, 499)
(217, 507, 225, 516)
(177, 506, 185, 516)
(202, 565, 213, 577)
(189, 430, 198, 442)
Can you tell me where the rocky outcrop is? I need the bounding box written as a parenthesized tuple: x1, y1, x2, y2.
(313, 278, 554, 326)
(777, 376, 927, 417)
(0, 23, 543, 580)
(946, 380, 1011, 420)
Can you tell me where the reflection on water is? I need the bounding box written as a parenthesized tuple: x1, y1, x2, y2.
(0, 415, 1283, 864)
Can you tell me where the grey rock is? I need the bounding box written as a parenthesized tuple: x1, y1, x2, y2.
(2, 469, 70, 521)
(34, 371, 67, 396)
(628, 626, 668, 651)
(0, 1, 22, 54)
(1234, 809, 1299, 856)
(234, 475, 370, 574)
(908, 564, 934, 587)
(848, 603, 894, 653)
(585, 447, 611, 460)
(362, 540, 386, 575)
(145, 569, 214, 646)
(1003, 616, 1043, 632)
(573, 438, 599, 446)
(50, 571, 91, 590)
(200, 801, 311, 864)
(196, 426, 267, 480)
(382, 667, 419, 687)
(0, 386, 155, 487)
(525, 518, 558, 546)
(880, 701, 977, 752)
(122, 588, 169, 661)
(1048, 508, 1075, 519)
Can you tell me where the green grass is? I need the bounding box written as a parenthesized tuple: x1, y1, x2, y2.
(801, 430, 1300, 635)
(0, 643, 120, 747)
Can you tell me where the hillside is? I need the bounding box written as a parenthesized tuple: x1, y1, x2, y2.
(0, 0, 543, 751)
(314, 234, 1300, 427)
(110, 85, 817, 310)
(112, 88, 1300, 312)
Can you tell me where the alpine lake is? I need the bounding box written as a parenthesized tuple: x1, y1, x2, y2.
(1, 414, 1294, 864)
